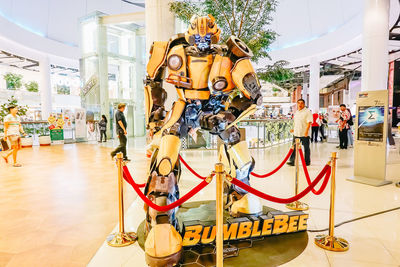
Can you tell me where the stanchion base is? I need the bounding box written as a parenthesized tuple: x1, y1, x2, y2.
(107, 232, 137, 247)
(285, 201, 309, 211)
(314, 235, 349, 252)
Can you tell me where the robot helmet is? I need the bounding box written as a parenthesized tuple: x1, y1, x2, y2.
(185, 14, 221, 50)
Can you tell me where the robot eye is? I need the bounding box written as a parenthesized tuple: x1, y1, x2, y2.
(167, 55, 183, 71)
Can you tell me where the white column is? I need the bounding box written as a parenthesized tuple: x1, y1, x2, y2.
(145, 0, 177, 110)
(134, 30, 146, 137)
(308, 58, 320, 112)
(302, 82, 308, 106)
(39, 56, 52, 120)
(361, 0, 390, 91)
(145, 0, 175, 53)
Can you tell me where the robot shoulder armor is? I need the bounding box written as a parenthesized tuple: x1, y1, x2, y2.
(146, 34, 188, 79)
(226, 36, 253, 60)
(147, 41, 170, 79)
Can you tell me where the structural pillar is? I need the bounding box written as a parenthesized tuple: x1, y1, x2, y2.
(39, 56, 52, 120)
(145, 0, 175, 52)
(309, 58, 320, 112)
(302, 81, 308, 106)
(145, 0, 177, 110)
(134, 29, 146, 137)
(97, 21, 110, 134)
(361, 0, 390, 91)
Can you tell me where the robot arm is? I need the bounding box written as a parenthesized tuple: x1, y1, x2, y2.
(227, 36, 263, 107)
(144, 41, 170, 131)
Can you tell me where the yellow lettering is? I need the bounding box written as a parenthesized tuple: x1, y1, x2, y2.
(272, 214, 289, 234)
(298, 214, 309, 231)
(201, 226, 216, 244)
(261, 218, 274, 236)
(237, 221, 252, 239)
(287, 215, 299, 233)
(251, 220, 261, 237)
(224, 223, 238, 240)
(182, 225, 203, 246)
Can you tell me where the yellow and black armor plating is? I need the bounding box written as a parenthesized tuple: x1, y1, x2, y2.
(143, 14, 263, 267)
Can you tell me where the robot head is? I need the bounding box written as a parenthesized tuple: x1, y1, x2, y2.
(185, 14, 221, 51)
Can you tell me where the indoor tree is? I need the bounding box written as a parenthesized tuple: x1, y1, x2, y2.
(169, 0, 277, 62)
(169, 0, 293, 84)
(257, 60, 294, 85)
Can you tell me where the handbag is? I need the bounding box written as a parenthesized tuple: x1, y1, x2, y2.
(1, 138, 10, 151)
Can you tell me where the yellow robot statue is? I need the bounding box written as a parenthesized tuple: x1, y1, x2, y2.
(143, 14, 263, 266)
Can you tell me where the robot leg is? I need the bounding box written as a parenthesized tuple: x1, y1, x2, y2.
(219, 127, 262, 217)
(144, 133, 183, 266)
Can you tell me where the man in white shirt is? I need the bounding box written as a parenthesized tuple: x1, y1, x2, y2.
(287, 99, 313, 166)
(2, 105, 25, 167)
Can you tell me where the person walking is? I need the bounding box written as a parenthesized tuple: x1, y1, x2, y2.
(337, 104, 350, 149)
(2, 105, 26, 167)
(110, 103, 130, 161)
(287, 99, 313, 166)
(319, 113, 327, 141)
(347, 108, 354, 148)
(311, 112, 320, 143)
(99, 115, 107, 143)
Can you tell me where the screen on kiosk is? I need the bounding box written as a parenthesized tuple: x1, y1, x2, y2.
(357, 106, 384, 142)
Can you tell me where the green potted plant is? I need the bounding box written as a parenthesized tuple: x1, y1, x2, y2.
(38, 126, 51, 146)
(3, 73, 23, 90)
(24, 81, 39, 92)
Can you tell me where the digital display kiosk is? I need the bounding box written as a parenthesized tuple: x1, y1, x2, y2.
(348, 90, 392, 186)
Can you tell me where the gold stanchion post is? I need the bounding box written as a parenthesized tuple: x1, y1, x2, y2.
(286, 138, 309, 211)
(215, 163, 224, 267)
(314, 152, 349, 251)
(107, 152, 137, 247)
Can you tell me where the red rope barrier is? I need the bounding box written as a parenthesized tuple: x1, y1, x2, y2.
(178, 155, 207, 180)
(298, 149, 332, 195)
(122, 165, 146, 188)
(230, 164, 331, 204)
(122, 166, 209, 212)
(251, 148, 294, 178)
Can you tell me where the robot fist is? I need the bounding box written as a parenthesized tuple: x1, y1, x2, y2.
(200, 112, 235, 134)
(150, 106, 166, 122)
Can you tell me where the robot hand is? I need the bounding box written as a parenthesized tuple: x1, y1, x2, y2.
(150, 106, 166, 122)
(200, 112, 235, 134)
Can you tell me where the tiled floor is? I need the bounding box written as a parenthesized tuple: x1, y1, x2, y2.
(1, 138, 400, 267)
(0, 141, 140, 267)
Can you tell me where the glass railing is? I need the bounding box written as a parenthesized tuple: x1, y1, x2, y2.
(181, 118, 293, 150)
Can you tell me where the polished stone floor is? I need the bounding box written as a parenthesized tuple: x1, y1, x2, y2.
(1, 137, 400, 267)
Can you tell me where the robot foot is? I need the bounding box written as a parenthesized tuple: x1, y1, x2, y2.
(145, 224, 182, 267)
(229, 193, 262, 218)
